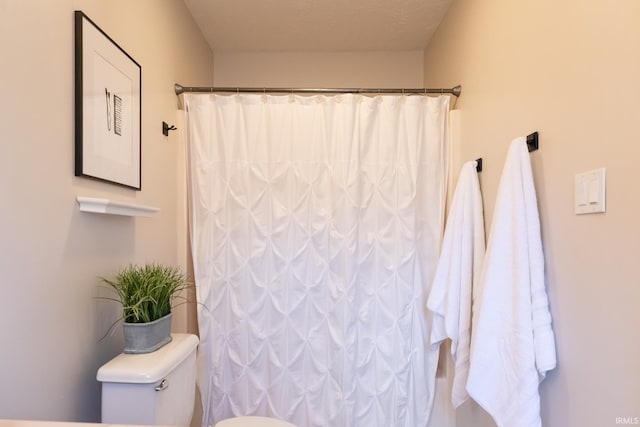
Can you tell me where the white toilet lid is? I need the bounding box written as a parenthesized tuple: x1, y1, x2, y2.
(215, 416, 296, 427)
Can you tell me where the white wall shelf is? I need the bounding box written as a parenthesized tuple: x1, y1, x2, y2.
(76, 196, 160, 217)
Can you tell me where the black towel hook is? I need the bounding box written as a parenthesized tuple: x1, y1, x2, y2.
(526, 132, 539, 152)
(475, 158, 483, 172)
(162, 121, 177, 136)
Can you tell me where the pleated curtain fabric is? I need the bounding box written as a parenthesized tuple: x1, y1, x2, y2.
(184, 93, 450, 427)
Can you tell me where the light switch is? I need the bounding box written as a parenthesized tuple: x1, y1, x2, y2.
(575, 168, 606, 214)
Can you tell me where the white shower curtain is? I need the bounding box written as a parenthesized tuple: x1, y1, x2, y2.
(184, 92, 450, 427)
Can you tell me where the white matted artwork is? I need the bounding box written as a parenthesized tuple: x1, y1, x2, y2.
(74, 11, 141, 190)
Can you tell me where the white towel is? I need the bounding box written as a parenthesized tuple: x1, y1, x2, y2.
(427, 160, 485, 408)
(466, 137, 556, 427)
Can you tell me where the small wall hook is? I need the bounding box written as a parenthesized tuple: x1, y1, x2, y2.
(475, 158, 483, 173)
(162, 121, 177, 136)
(526, 131, 539, 152)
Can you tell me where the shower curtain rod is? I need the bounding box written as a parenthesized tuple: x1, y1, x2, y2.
(174, 83, 461, 97)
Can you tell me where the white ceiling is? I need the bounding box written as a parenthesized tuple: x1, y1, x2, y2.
(182, 0, 453, 52)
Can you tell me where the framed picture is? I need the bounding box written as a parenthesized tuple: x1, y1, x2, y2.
(74, 11, 141, 190)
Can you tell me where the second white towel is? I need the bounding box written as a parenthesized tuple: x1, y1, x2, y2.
(466, 137, 556, 427)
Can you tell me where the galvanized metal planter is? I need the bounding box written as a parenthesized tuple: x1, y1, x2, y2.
(122, 313, 173, 354)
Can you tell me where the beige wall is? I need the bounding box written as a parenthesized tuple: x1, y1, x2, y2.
(213, 51, 424, 87)
(424, 0, 640, 426)
(0, 0, 212, 422)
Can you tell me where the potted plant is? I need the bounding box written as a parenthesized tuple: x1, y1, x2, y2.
(101, 263, 188, 354)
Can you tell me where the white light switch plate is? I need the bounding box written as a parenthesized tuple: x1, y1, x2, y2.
(575, 168, 606, 214)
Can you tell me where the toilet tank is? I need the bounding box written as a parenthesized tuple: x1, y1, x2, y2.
(97, 333, 199, 426)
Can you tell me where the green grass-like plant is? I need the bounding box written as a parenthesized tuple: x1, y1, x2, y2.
(101, 263, 187, 324)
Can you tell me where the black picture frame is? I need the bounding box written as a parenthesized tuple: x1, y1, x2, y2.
(74, 11, 142, 190)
